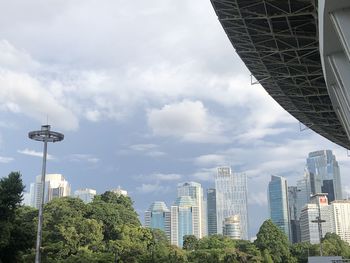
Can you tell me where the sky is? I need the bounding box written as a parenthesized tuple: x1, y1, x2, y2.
(1, 0, 350, 238)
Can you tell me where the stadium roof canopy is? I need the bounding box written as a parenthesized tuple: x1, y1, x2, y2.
(210, 0, 350, 149)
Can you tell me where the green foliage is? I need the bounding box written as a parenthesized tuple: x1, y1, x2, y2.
(322, 233, 350, 258)
(6, 181, 350, 263)
(254, 219, 294, 263)
(183, 235, 199, 250)
(0, 172, 28, 263)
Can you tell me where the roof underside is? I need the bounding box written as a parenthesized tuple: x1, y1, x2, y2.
(211, 0, 350, 149)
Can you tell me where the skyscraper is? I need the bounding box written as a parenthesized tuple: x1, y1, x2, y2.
(288, 186, 301, 243)
(170, 196, 200, 247)
(330, 200, 350, 244)
(207, 188, 217, 235)
(299, 194, 332, 244)
(215, 167, 248, 240)
(177, 182, 205, 237)
(74, 188, 96, 203)
(306, 150, 342, 202)
(111, 186, 128, 196)
(32, 174, 71, 208)
(145, 201, 171, 241)
(268, 175, 290, 240)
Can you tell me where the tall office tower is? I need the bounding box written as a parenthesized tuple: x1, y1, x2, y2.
(207, 188, 217, 235)
(223, 215, 241, 239)
(268, 175, 290, 240)
(330, 200, 350, 244)
(33, 174, 71, 208)
(111, 186, 128, 196)
(215, 167, 248, 240)
(170, 196, 200, 247)
(22, 192, 31, 206)
(145, 201, 171, 241)
(288, 186, 301, 243)
(74, 188, 96, 203)
(299, 194, 332, 244)
(296, 171, 312, 217)
(306, 150, 342, 202)
(177, 182, 204, 238)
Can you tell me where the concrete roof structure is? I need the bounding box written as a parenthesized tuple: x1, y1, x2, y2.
(211, 0, 350, 149)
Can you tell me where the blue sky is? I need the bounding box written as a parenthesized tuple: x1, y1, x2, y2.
(1, 0, 350, 238)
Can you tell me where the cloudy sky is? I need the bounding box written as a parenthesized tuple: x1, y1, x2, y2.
(1, 0, 350, 237)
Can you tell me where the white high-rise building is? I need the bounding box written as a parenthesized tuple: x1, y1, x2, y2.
(170, 196, 200, 247)
(177, 182, 205, 237)
(330, 200, 350, 244)
(215, 167, 248, 240)
(74, 188, 96, 203)
(32, 174, 71, 208)
(300, 194, 332, 244)
(111, 186, 128, 196)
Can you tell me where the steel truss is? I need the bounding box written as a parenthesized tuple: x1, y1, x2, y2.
(211, 0, 350, 149)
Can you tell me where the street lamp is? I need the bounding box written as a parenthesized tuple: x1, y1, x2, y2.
(29, 125, 64, 263)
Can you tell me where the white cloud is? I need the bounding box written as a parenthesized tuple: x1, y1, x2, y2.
(18, 148, 54, 160)
(147, 100, 226, 143)
(129, 144, 158, 151)
(0, 156, 14, 163)
(136, 183, 170, 194)
(194, 154, 229, 167)
(192, 167, 217, 182)
(127, 144, 166, 157)
(136, 172, 183, 182)
(248, 191, 268, 206)
(68, 154, 99, 163)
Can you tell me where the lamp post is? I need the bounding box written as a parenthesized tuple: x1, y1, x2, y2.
(29, 125, 64, 263)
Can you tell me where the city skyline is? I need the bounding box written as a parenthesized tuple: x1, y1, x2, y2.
(2, 0, 350, 240)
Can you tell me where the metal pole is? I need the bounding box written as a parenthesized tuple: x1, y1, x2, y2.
(318, 204, 323, 257)
(35, 137, 48, 263)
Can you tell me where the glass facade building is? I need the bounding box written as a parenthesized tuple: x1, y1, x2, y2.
(170, 196, 200, 247)
(215, 167, 248, 240)
(177, 182, 205, 237)
(74, 188, 96, 203)
(268, 175, 290, 240)
(306, 150, 342, 202)
(207, 188, 217, 235)
(145, 201, 171, 241)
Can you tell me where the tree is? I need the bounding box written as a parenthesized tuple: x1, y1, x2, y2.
(183, 235, 199, 250)
(254, 219, 295, 263)
(322, 233, 350, 258)
(0, 172, 26, 263)
(290, 242, 318, 263)
(40, 197, 104, 261)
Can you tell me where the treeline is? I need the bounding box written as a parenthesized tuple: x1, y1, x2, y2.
(1, 172, 350, 263)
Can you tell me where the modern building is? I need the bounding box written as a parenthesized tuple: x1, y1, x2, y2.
(296, 171, 312, 215)
(74, 188, 96, 203)
(306, 150, 342, 202)
(215, 167, 248, 240)
(300, 194, 332, 244)
(207, 188, 217, 235)
(330, 200, 350, 244)
(170, 196, 200, 247)
(223, 215, 241, 240)
(144, 201, 171, 241)
(177, 182, 205, 237)
(111, 186, 128, 196)
(268, 175, 290, 240)
(288, 186, 301, 243)
(31, 174, 71, 208)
